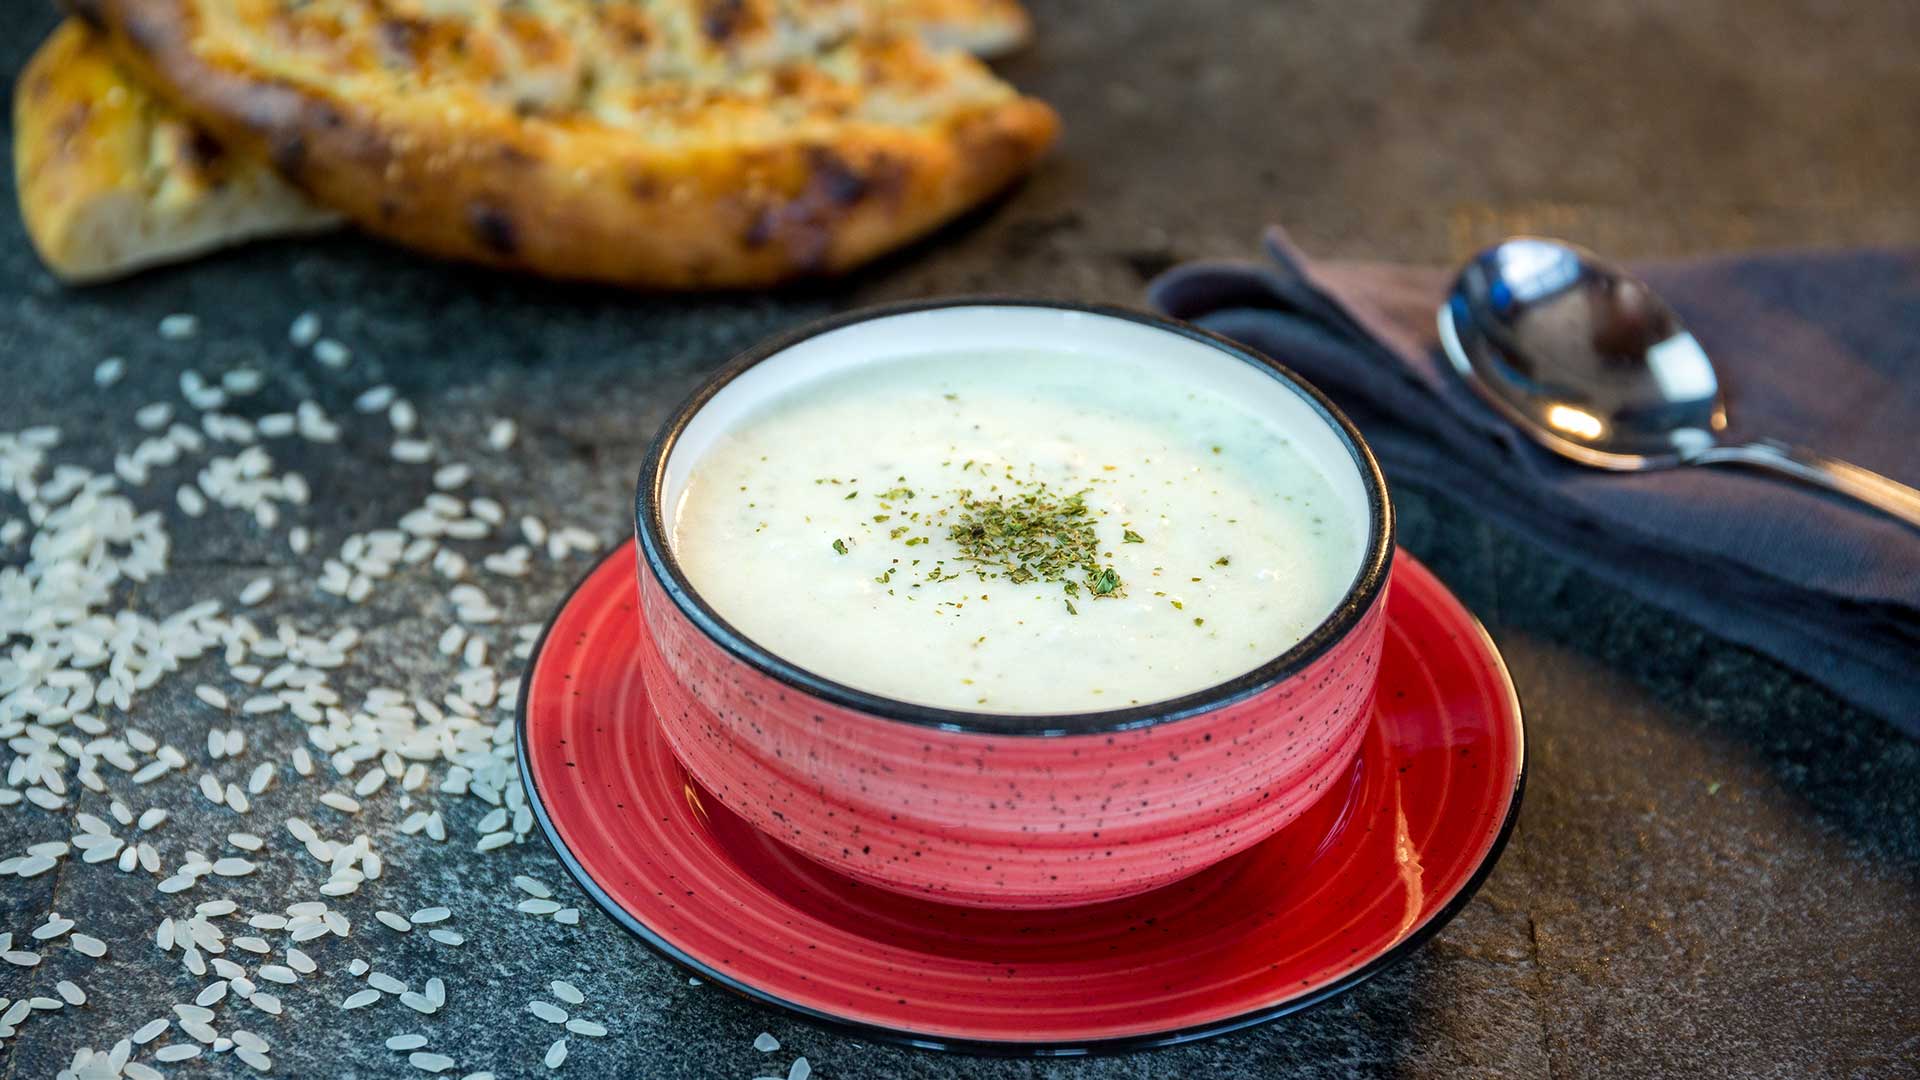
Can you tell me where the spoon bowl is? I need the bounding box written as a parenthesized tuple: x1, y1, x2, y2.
(1439, 237, 1920, 527)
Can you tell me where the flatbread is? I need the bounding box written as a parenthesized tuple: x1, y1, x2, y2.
(13, 20, 340, 283)
(70, 0, 1057, 287)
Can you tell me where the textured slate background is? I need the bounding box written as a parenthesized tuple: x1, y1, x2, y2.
(3, 1, 1917, 1078)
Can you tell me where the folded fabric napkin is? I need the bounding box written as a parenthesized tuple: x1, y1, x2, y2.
(1149, 228, 1919, 730)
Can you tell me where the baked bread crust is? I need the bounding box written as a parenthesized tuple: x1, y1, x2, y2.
(73, 0, 1057, 288)
(870, 0, 1032, 56)
(13, 19, 339, 283)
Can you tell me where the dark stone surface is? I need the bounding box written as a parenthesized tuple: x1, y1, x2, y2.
(3, 2, 1917, 1078)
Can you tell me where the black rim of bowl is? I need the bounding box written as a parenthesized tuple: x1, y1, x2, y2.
(634, 298, 1395, 737)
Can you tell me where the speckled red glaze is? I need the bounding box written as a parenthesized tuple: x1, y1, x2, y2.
(518, 544, 1525, 1051)
(634, 301, 1395, 909)
(638, 566, 1387, 908)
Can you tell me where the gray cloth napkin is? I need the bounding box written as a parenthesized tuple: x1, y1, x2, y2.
(1148, 227, 1920, 730)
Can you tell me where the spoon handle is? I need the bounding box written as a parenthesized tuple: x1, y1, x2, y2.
(1692, 438, 1920, 529)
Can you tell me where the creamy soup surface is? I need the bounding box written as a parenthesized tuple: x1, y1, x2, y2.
(671, 350, 1359, 715)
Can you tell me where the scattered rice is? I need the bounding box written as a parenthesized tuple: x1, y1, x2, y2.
(136, 401, 174, 429)
(313, 339, 352, 368)
(289, 312, 321, 346)
(565, 1019, 607, 1038)
(376, 911, 413, 933)
(754, 1032, 780, 1053)
(513, 876, 553, 899)
(528, 1000, 568, 1024)
(33, 916, 75, 940)
(0, 315, 717, 1080)
(411, 1051, 457, 1073)
(393, 439, 434, 464)
(223, 368, 266, 395)
(544, 1038, 568, 1069)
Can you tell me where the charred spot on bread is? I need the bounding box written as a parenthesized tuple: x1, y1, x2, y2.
(702, 0, 750, 45)
(805, 146, 869, 208)
(467, 203, 519, 256)
(270, 133, 308, 179)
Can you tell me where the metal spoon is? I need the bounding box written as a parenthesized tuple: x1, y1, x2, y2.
(1437, 237, 1920, 528)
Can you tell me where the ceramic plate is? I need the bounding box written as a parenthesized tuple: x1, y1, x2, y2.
(518, 543, 1525, 1055)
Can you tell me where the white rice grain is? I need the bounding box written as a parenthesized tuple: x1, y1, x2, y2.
(313, 339, 352, 368)
(487, 418, 517, 451)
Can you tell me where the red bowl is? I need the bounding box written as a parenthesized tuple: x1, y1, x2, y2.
(634, 301, 1394, 909)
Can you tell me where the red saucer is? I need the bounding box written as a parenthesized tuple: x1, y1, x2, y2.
(518, 544, 1525, 1054)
